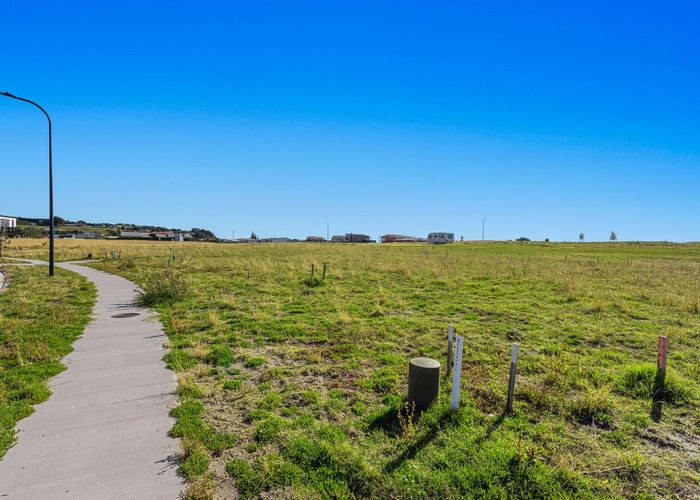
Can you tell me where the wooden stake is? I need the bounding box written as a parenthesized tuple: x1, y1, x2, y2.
(322, 263, 328, 280)
(446, 325, 454, 378)
(311, 263, 315, 278)
(450, 335, 464, 411)
(506, 343, 519, 414)
(657, 336, 668, 372)
(652, 336, 668, 421)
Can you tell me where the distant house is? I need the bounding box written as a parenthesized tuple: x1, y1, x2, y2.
(119, 230, 189, 241)
(381, 234, 424, 243)
(75, 232, 100, 239)
(0, 216, 17, 229)
(427, 232, 454, 244)
(151, 231, 176, 240)
(306, 236, 325, 242)
(332, 233, 373, 243)
(120, 231, 152, 239)
(258, 237, 291, 243)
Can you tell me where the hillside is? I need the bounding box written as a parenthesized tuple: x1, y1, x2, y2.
(11, 216, 216, 240)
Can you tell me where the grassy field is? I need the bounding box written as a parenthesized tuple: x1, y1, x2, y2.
(0, 264, 95, 458)
(5, 239, 700, 498)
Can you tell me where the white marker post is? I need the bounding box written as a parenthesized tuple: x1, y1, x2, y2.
(450, 335, 464, 411)
(506, 344, 519, 414)
(446, 325, 454, 378)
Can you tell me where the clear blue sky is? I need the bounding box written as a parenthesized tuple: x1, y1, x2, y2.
(2, 1, 698, 241)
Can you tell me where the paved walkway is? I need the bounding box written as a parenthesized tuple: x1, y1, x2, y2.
(0, 261, 183, 499)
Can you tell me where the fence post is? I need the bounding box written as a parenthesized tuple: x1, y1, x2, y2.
(322, 263, 328, 280)
(652, 336, 668, 421)
(450, 335, 464, 411)
(311, 263, 315, 279)
(506, 343, 519, 414)
(446, 325, 454, 379)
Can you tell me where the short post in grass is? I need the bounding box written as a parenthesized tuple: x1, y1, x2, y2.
(506, 343, 519, 414)
(322, 262, 328, 280)
(408, 357, 440, 412)
(446, 325, 455, 378)
(450, 335, 464, 411)
(311, 263, 315, 279)
(651, 336, 668, 421)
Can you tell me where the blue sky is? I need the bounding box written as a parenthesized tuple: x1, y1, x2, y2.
(1, 1, 698, 241)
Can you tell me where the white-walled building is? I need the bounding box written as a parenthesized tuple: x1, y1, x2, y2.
(0, 216, 17, 229)
(427, 232, 454, 244)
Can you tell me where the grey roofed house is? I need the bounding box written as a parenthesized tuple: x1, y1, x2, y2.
(120, 231, 152, 239)
(332, 233, 373, 243)
(427, 232, 454, 244)
(258, 237, 291, 243)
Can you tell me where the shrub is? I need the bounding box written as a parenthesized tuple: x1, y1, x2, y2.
(223, 379, 241, 390)
(137, 271, 187, 306)
(164, 350, 198, 371)
(225, 459, 259, 499)
(244, 356, 266, 368)
(205, 432, 237, 455)
(179, 446, 210, 479)
(205, 345, 234, 367)
(303, 276, 323, 288)
(570, 386, 616, 428)
(255, 416, 286, 443)
(617, 363, 695, 404)
(283, 436, 326, 468)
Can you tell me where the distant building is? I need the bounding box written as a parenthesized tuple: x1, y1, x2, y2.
(120, 231, 152, 239)
(75, 232, 100, 239)
(332, 233, 373, 243)
(0, 216, 17, 229)
(151, 231, 176, 240)
(427, 232, 454, 244)
(120, 230, 190, 241)
(381, 234, 425, 243)
(306, 236, 326, 242)
(56, 232, 99, 239)
(258, 237, 291, 243)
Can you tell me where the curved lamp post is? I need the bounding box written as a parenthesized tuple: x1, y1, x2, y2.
(1, 91, 54, 276)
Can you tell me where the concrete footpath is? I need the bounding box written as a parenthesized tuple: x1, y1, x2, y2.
(0, 262, 183, 499)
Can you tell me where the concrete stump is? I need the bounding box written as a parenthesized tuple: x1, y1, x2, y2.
(408, 357, 440, 412)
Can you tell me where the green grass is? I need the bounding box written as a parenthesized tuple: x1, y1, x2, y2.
(64, 240, 700, 497)
(0, 265, 95, 458)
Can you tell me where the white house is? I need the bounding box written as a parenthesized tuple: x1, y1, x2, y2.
(0, 216, 17, 229)
(427, 232, 454, 244)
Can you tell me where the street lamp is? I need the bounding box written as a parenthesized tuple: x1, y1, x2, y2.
(482, 217, 487, 241)
(1, 91, 55, 276)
